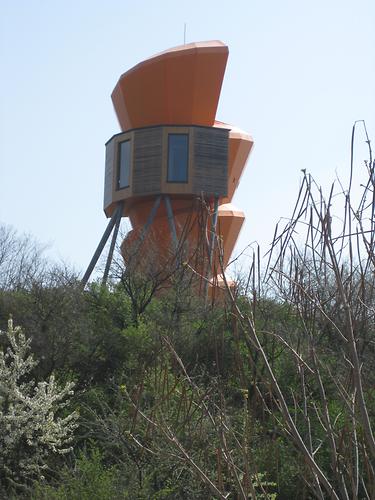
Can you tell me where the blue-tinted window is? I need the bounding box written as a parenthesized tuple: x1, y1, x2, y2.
(167, 134, 188, 182)
(118, 140, 131, 189)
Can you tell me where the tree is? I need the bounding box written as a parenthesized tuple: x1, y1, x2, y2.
(0, 224, 47, 291)
(0, 318, 78, 495)
(221, 123, 375, 498)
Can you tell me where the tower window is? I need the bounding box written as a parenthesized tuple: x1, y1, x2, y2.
(167, 134, 188, 182)
(118, 140, 131, 189)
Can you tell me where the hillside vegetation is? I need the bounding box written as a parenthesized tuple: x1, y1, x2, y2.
(1, 132, 374, 499)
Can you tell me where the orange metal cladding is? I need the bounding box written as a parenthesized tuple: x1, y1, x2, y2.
(111, 41, 252, 277)
(122, 200, 244, 272)
(112, 41, 228, 131)
(215, 120, 253, 271)
(215, 121, 254, 204)
(121, 199, 203, 269)
(217, 204, 245, 267)
(122, 198, 204, 268)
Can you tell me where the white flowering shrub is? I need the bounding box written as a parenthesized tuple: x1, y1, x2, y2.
(0, 318, 78, 493)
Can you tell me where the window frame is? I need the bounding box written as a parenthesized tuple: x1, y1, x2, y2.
(117, 139, 131, 190)
(167, 133, 189, 184)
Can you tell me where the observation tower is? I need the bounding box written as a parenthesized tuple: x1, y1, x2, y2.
(83, 41, 253, 291)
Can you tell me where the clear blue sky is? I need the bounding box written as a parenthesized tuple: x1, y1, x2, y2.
(1, 0, 374, 273)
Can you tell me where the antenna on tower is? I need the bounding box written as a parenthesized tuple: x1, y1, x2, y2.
(184, 23, 187, 44)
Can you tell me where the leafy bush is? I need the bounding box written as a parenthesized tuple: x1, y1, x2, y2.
(32, 448, 124, 500)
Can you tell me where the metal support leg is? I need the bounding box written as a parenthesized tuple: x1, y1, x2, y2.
(204, 196, 219, 299)
(126, 195, 162, 266)
(208, 196, 219, 268)
(102, 204, 123, 285)
(164, 195, 178, 250)
(81, 202, 123, 286)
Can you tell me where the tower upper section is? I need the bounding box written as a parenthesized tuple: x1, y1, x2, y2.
(111, 41, 228, 131)
(104, 40, 253, 222)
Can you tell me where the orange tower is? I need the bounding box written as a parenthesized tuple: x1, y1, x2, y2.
(82, 41, 253, 289)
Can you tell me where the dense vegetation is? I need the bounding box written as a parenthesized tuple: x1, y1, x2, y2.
(1, 132, 374, 499)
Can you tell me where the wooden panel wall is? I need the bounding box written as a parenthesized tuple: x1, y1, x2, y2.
(133, 127, 163, 194)
(104, 126, 229, 216)
(104, 138, 115, 210)
(193, 127, 228, 197)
